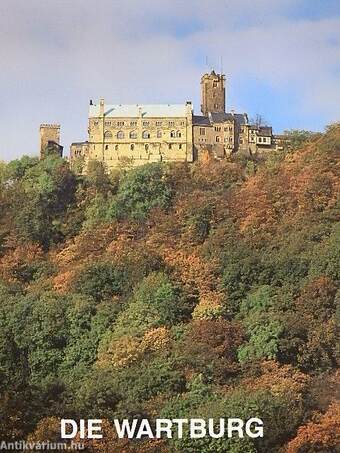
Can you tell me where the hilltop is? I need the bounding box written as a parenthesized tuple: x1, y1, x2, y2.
(0, 123, 339, 452)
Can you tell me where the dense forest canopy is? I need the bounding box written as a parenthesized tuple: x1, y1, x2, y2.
(0, 124, 339, 452)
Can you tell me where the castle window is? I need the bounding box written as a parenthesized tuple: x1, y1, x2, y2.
(115, 145, 119, 150)
(169, 121, 175, 127)
(170, 130, 176, 138)
(176, 130, 181, 138)
(142, 121, 149, 126)
(214, 126, 221, 132)
(130, 144, 134, 150)
(105, 121, 111, 126)
(117, 131, 124, 139)
(130, 130, 137, 139)
(142, 130, 150, 139)
(199, 128, 205, 136)
(117, 121, 124, 126)
(105, 145, 109, 150)
(229, 137, 233, 142)
(259, 137, 262, 142)
(216, 136, 220, 142)
(130, 121, 137, 126)
(179, 144, 182, 149)
(156, 121, 162, 126)
(180, 121, 185, 126)
(157, 130, 162, 138)
(213, 81, 217, 88)
(104, 131, 112, 138)
(145, 144, 149, 151)
(168, 144, 172, 150)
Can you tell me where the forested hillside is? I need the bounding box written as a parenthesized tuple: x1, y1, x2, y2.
(0, 124, 339, 452)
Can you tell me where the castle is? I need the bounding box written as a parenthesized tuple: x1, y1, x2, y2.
(41, 71, 279, 171)
(39, 124, 63, 159)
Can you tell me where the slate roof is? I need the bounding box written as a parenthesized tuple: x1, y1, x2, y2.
(193, 112, 248, 126)
(193, 115, 211, 126)
(258, 126, 272, 136)
(89, 104, 190, 118)
(71, 141, 88, 145)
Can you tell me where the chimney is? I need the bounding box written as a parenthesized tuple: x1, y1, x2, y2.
(99, 98, 105, 116)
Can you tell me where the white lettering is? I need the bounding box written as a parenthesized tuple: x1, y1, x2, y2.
(136, 419, 154, 439)
(88, 420, 102, 439)
(190, 419, 206, 438)
(245, 418, 263, 438)
(208, 418, 225, 438)
(114, 419, 138, 439)
(61, 419, 77, 439)
(227, 418, 244, 438)
(172, 418, 188, 439)
(156, 419, 173, 438)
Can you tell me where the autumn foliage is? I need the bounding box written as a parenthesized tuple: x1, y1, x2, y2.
(0, 124, 339, 451)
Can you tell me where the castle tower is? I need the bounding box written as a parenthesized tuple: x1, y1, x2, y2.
(39, 124, 62, 159)
(200, 70, 226, 116)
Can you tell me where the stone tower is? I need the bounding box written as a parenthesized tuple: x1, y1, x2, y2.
(39, 124, 62, 159)
(200, 70, 226, 116)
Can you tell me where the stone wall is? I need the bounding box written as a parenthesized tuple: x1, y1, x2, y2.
(40, 124, 60, 158)
(87, 106, 193, 171)
(200, 72, 226, 115)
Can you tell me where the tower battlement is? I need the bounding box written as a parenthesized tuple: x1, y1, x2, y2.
(40, 123, 60, 129)
(39, 123, 61, 158)
(200, 70, 226, 116)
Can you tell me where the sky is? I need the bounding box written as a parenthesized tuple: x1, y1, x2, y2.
(0, 0, 339, 160)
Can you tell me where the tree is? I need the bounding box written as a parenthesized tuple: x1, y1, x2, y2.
(250, 114, 268, 127)
(237, 286, 284, 363)
(109, 163, 174, 221)
(73, 261, 127, 302)
(286, 402, 340, 452)
(9, 155, 76, 248)
(282, 129, 319, 150)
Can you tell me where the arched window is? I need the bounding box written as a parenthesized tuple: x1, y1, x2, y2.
(130, 144, 134, 150)
(168, 144, 172, 150)
(142, 130, 150, 139)
(176, 130, 181, 138)
(117, 131, 124, 139)
(115, 145, 119, 151)
(145, 144, 149, 151)
(157, 130, 162, 138)
(104, 131, 112, 139)
(170, 130, 175, 138)
(105, 144, 109, 150)
(130, 130, 137, 139)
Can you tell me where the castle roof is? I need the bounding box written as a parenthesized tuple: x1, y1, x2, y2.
(89, 103, 191, 118)
(193, 115, 211, 126)
(210, 112, 248, 124)
(193, 112, 248, 126)
(258, 126, 272, 136)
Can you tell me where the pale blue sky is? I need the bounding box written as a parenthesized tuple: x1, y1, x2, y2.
(0, 0, 339, 160)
